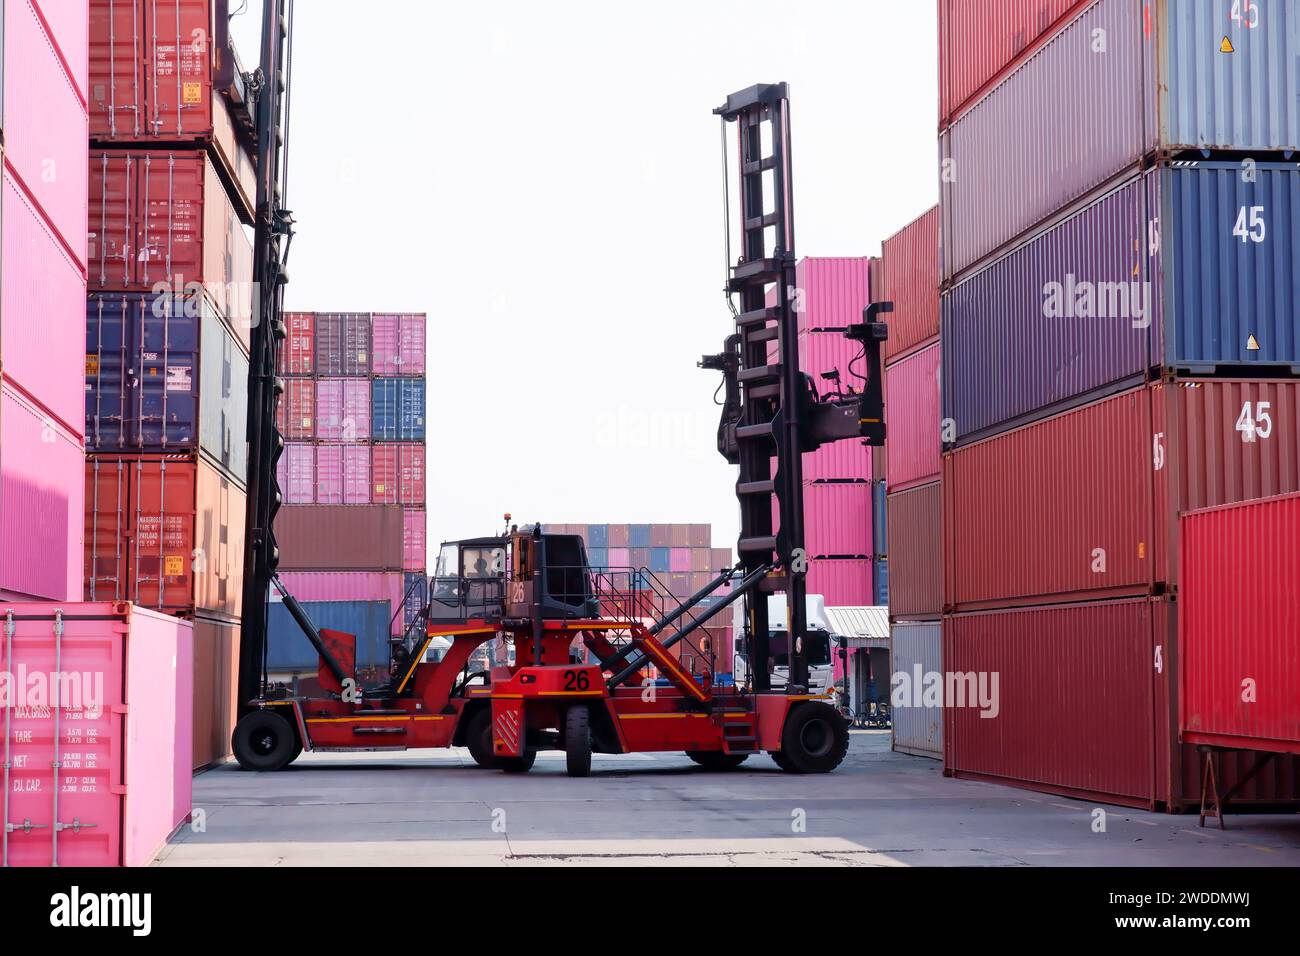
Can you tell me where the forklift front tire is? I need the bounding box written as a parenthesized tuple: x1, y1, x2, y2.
(778, 702, 849, 774)
(499, 749, 536, 774)
(232, 710, 297, 772)
(466, 708, 498, 769)
(565, 705, 592, 777)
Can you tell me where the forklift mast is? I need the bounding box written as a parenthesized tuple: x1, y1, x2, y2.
(237, 0, 299, 711)
(705, 84, 888, 694)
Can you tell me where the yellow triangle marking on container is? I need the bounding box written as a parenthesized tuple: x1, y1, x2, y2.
(1246, 334, 1260, 351)
(1220, 36, 1234, 54)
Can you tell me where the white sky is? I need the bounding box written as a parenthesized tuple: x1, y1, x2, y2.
(231, 1, 938, 552)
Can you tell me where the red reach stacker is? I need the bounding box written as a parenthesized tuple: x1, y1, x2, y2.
(232, 8, 889, 778)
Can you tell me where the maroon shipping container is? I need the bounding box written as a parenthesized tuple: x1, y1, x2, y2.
(277, 379, 315, 440)
(710, 548, 732, 573)
(690, 548, 711, 573)
(372, 443, 426, 506)
(887, 482, 941, 620)
(881, 207, 940, 362)
(607, 524, 630, 547)
(937, 0, 1090, 127)
(192, 614, 239, 769)
(1179, 493, 1300, 756)
(650, 524, 672, 547)
(88, 150, 254, 344)
(276, 505, 405, 571)
(281, 312, 314, 375)
(370, 313, 426, 376)
(669, 525, 692, 548)
(687, 524, 710, 548)
(885, 343, 941, 493)
(945, 598, 1161, 808)
(314, 313, 372, 376)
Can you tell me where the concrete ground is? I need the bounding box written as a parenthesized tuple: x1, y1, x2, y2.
(157, 731, 1300, 866)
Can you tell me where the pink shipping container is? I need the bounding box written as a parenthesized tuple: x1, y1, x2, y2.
(4, 0, 89, 263)
(608, 547, 630, 568)
(880, 207, 940, 363)
(2, 172, 88, 432)
(315, 378, 371, 441)
(317, 444, 372, 505)
(805, 558, 872, 607)
(885, 343, 941, 492)
(1, 602, 192, 867)
(281, 312, 314, 375)
(669, 548, 692, 573)
(1, 384, 85, 601)
(802, 483, 872, 558)
(371, 313, 427, 376)
(277, 571, 409, 636)
(277, 442, 315, 504)
(402, 508, 426, 572)
(1180, 493, 1300, 756)
(372, 444, 426, 506)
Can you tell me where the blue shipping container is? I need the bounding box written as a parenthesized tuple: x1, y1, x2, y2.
(649, 547, 670, 573)
(587, 547, 608, 568)
(872, 481, 887, 559)
(371, 378, 426, 441)
(267, 599, 392, 671)
(873, 559, 889, 608)
(586, 524, 609, 548)
(402, 572, 427, 633)
(629, 524, 651, 548)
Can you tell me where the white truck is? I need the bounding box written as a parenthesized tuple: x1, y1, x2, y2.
(732, 593, 835, 694)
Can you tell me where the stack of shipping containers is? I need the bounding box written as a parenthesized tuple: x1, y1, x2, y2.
(1, 2, 88, 603)
(272, 311, 428, 677)
(83, 0, 256, 769)
(880, 208, 943, 759)
(546, 523, 733, 678)
(937, 0, 1300, 809)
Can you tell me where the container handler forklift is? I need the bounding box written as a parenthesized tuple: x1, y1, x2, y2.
(231, 0, 889, 776)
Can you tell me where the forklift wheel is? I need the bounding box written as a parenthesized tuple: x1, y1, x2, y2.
(565, 705, 592, 777)
(232, 711, 297, 772)
(499, 749, 536, 773)
(686, 751, 749, 771)
(769, 751, 794, 772)
(465, 708, 497, 769)
(778, 702, 849, 774)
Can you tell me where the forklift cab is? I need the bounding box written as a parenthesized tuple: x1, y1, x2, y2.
(427, 537, 507, 621)
(504, 528, 600, 620)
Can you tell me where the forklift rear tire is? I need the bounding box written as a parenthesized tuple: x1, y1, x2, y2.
(232, 711, 296, 772)
(499, 749, 536, 773)
(686, 751, 749, 771)
(565, 705, 592, 777)
(769, 751, 794, 772)
(778, 702, 849, 774)
(465, 708, 498, 769)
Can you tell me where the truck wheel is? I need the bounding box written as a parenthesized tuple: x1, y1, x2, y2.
(499, 749, 536, 773)
(686, 751, 749, 771)
(465, 708, 497, 769)
(565, 705, 592, 777)
(778, 702, 849, 774)
(232, 711, 296, 772)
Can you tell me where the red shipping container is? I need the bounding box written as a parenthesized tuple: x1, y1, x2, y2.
(607, 524, 630, 547)
(372, 444, 426, 506)
(690, 548, 711, 573)
(88, 0, 257, 215)
(315, 378, 371, 441)
(88, 150, 254, 346)
(650, 524, 672, 547)
(403, 508, 426, 572)
(803, 482, 872, 558)
(887, 482, 942, 620)
(880, 207, 939, 362)
(805, 558, 872, 607)
(668, 525, 692, 547)
(85, 453, 245, 615)
(5, 0, 89, 264)
(3, 172, 88, 432)
(0, 384, 85, 601)
(317, 444, 372, 505)
(277, 379, 315, 440)
(687, 524, 710, 548)
(629, 548, 650, 569)
(885, 343, 941, 492)
(1180, 493, 1300, 756)
(276, 442, 315, 504)
(937, 0, 1089, 127)
(281, 312, 315, 375)
(1, 603, 192, 867)
(944, 598, 1160, 808)
(710, 547, 732, 572)
(371, 313, 426, 376)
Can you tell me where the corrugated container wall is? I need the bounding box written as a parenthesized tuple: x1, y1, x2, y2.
(371, 313, 426, 376)
(890, 621, 943, 758)
(884, 343, 941, 491)
(880, 206, 940, 362)
(191, 615, 238, 769)
(275, 505, 405, 571)
(801, 483, 872, 559)
(805, 558, 872, 608)
(314, 313, 371, 376)
(1179, 493, 1300, 756)
(266, 600, 395, 671)
(886, 482, 942, 620)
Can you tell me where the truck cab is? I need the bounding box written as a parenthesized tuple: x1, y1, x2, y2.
(732, 593, 835, 694)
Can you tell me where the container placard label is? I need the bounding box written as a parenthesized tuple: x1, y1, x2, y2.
(164, 555, 186, 576)
(167, 366, 193, 392)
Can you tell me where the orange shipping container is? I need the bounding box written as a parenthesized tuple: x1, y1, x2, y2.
(85, 453, 245, 616)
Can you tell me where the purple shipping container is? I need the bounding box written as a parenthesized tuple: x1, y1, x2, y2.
(943, 175, 1148, 443)
(314, 313, 371, 376)
(316, 444, 372, 505)
(804, 483, 872, 558)
(3, 172, 87, 433)
(278, 442, 316, 504)
(277, 571, 407, 635)
(4, 0, 89, 264)
(371, 313, 426, 376)
(0, 383, 85, 601)
(315, 378, 371, 441)
(403, 508, 426, 572)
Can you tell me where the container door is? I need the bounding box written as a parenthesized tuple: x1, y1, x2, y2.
(144, 0, 214, 139)
(90, 0, 147, 139)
